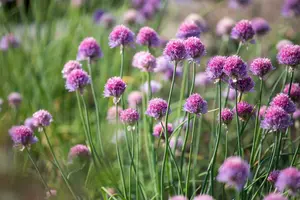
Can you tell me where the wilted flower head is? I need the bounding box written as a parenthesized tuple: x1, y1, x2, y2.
(277, 44, 300, 67)
(194, 195, 214, 200)
(235, 101, 254, 121)
(136, 26, 160, 47)
(261, 106, 293, 131)
(275, 167, 300, 195)
(32, 110, 53, 130)
(8, 92, 22, 108)
(123, 9, 144, 25)
(217, 156, 250, 191)
(221, 108, 234, 125)
(229, 0, 252, 8)
(62, 60, 82, 79)
(268, 170, 280, 184)
(104, 77, 126, 103)
(146, 98, 168, 120)
(119, 108, 140, 126)
(169, 196, 188, 200)
(184, 37, 206, 63)
(184, 13, 208, 33)
(231, 20, 255, 43)
(65, 69, 91, 93)
(0, 33, 19, 51)
(176, 22, 201, 39)
(264, 193, 287, 200)
(9, 125, 38, 150)
(283, 83, 300, 102)
(282, 0, 300, 17)
(107, 106, 123, 123)
(230, 76, 255, 93)
(76, 37, 103, 61)
(270, 93, 296, 114)
(141, 80, 162, 94)
(195, 72, 212, 86)
(206, 56, 227, 81)
(216, 17, 235, 36)
(153, 123, 173, 139)
(109, 25, 135, 48)
(128, 91, 143, 108)
(24, 117, 38, 131)
(68, 144, 90, 162)
(223, 55, 248, 80)
(164, 39, 187, 61)
(259, 105, 267, 119)
(251, 18, 271, 36)
(276, 40, 293, 51)
(250, 58, 274, 78)
(184, 93, 208, 116)
(132, 51, 156, 72)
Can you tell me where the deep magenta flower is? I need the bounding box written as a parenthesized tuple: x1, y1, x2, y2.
(24, 117, 38, 131)
(128, 91, 143, 108)
(194, 195, 214, 200)
(176, 22, 201, 39)
(119, 108, 140, 126)
(184, 37, 206, 63)
(264, 193, 287, 200)
(65, 69, 91, 93)
(153, 123, 173, 139)
(136, 26, 160, 47)
(0, 33, 19, 51)
(206, 56, 227, 81)
(250, 58, 274, 78)
(282, 0, 300, 17)
(235, 101, 254, 121)
(221, 108, 234, 125)
(104, 77, 126, 103)
(277, 44, 300, 67)
(270, 93, 296, 114)
(216, 17, 235, 36)
(68, 144, 90, 162)
(109, 25, 135, 48)
(132, 51, 156, 72)
(231, 20, 255, 43)
(146, 98, 168, 120)
(163, 39, 187, 61)
(275, 167, 300, 195)
(9, 125, 38, 149)
(169, 196, 188, 200)
(183, 93, 208, 116)
(32, 110, 53, 130)
(230, 76, 255, 93)
(268, 170, 280, 184)
(261, 106, 293, 131)
(251, 18, 271, 36)
(276, 39, 293, 51)
(8, 92, 22, 108)
(62, 60, 82, 79)
(223, 55, 248, 81)
(283, 83, 300, 102)
(76, 37, 103, 61)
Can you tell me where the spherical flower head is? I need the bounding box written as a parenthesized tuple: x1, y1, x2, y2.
(169, 196, 188, 200)
(231, 20, 255, 43)
(283, 83, 300, 103)
(217, 156, 250, 191)
(259, 105, 267, 119)
(277, 44, 300, 67)
(195, 72, 212, 86)
(264, 193, 287, 200)
(275, 167, 300, 195)
(163, 39, 187, 61)
(141, 80, 162, 94)
(276, 40, 293, 51)
(68, 144, 90, 162)
(268, 170, 280, 184)
(65, 69, 91, 93)
(176, 22, 201, 39)
(184, 13, 208, 33)
(123, 9, 145, 25)
(184, 37, 206, 63)
(107, 106, 123, 123)
(206, 56, 227, 81)
(230, 76, 255, 93)
(235, 101, 254, 121)
(251, 17, 271, 36)
(128, 91, 143, 108)
(146, 98, 168, 120)
(270, 93, 296, 114)
(8, 92, 22, 108)
(46, 189, 57, 199)
(32, 110, 53, 130)
(109, 25, 135, 48)
(9, 125, 38, 150)
(221, 108, 234, 125)
(62, 60, 82, 79)
(223, 55, 248, 80)
(24, 117, 38, 131)
(194, 195, 214, 200)
(119, 108, 139, 126)
(136, 26, 160, 47)
(261, 106, 293, 131)
(229, 0, 252, 8)
(250, 58, 274, 78)
(184, 93, 208, 116)
(153, 123, 173, 139)
(216, 17, 235, 36)
(76, 37, 103, 61)
(104, 77, 126, 103)
(132, 51, 156, 72)
(0, 33, 19, 51)
(282, 0, 300, 17)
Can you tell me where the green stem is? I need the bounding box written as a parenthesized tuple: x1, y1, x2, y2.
(236, 42, 242, 55)
(147, 72, 152, 100)
(120, 45, 124, 78)
(180, 114, 190, 174)
(235, 86, 242, 156)
(189, 62, 196, 95)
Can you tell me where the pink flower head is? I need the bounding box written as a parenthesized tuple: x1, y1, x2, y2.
(216, 17, 235, 36)
(76, 37, 103, 61)
(107, 106, 123, 123)
(153, 123, 173, 139)
(65, 69, 91, 93)
(140, 80, 162, 94)
(184, 37, 206, 63)
(9, 125, 38, 149)
(259, 105, 267, 119)
(206, 56, 227, 81)
(250, 58, 274, 78)
(221, 108, 234, 125)
(163, 39, 187, 61)
(176, 22, 201, 39)
(251, 17, 271, 36)
(0, 33, 19, 51)
(277, 44, 300, 67)
(283, 83, 300, 103)
(230, 76, 255, 93)
(109, 25, 135, 48)
(268, 170, 280, 184)
(128, 91, 143, 108)
(32, 110, 53, 130)
(119, 108, 139, 125)
(276, 40, 293, 51)
(62, 60, 82, 79)
(195, 72, 212, 86)
(104, 77, 126, 102)
(275, 167, 300, 195)
(223, 55, 248, 80)
(217, 156, 250, 191)
(132, 51, 156, 72)
(8, 92, 22, 108)
(235, 101, 254, 121)
(169, 196, 188, 200)
(24, 117, 38, 131)
(68, 144, 90, 162)
(136, 26, 160, 47)
(183, 93, 208, 116)
(194, 195, 214, 200)
(264, 193, 287, 200)
(146, 98, 168, 120)
(231, 20, 255, 43)
(123, 9, 144, 25)
(261, 106, 293, 131)
(270, 93, 296, 114)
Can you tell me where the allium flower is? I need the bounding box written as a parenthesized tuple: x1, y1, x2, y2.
(206, 56, 227, 81)
(276, 40, 293, 51)
(46, 190, 57, 199)
(132, 51, 156, 72)
(0, 33, 19, 51)
(24, 117, 38, 131)
(277, 44, 300, 67)
(231, 20, 255, 43)
(250, 58, 274, 78)
(8, 92, 22, 108)
(223, 55, 248, 81)
(104, 77, 126, 104)
(216, 156, 250, 191)
(9, 125, 38, 150)
(123, 9, 144, 25)
(128, 91, 143, 108)
(68, 144, 90, 162)
(282, 0, 300, 17)
(293, 109, 300, 120)
(153, 123, 173, 139)
(251, 18, 271, 36)
(169, 136, 184, 149)
(146, 98, 168, 120)
(268, 170, 280, 184)
(107, 106, 123, 123)
(270, 93, 296, 114)
(194, 195, 214, 200)
(176, 22, 201, 39)
(261, 106, 293, 131)
(109, 25, 135, 48)
(140, 80, 162, 94)
(163, 39, 187, 61)
(119, 108, 140, 126)
(184, 13, 208, 33)
(93, 9, 105, 23)
(62, 60, 82, 79)
(264, 193, 287, 200)
(283, 83, 300, 102)
(259, 105, 267, 119)
(184, 37, 206, 63)
(235, 101, 254, 121)
(32, 110, 53, 131)
(169, 196, 188, 200)
(155, 56, 182, 80)
(229, 76, 255, 93)
(76, 37, 103, 61)
(275, 167, 300, 195)
(136, 26, 160, 47)
(195, 72, 212, 86)
(216, 17, 235, 36)
(221, 108, 234, 125)
(97, 13, 116, 28)
(65, 69, 91, 93)
(183, 93, 208, 116)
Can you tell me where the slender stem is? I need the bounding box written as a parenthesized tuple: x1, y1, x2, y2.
(147, 72, 152, 100)
(236, 42, 242, 55)
(120, 45, 124, 78)
(223, 85, 230, 108)
(189, 62, 196, 95)
(291, 142, 300, 166)
(275, 132, 283, 169)
(193, 116, 202, 191)
(288, 68, 294, 96)
(235, 86, 242, 156)
(180, 114, 190, 174)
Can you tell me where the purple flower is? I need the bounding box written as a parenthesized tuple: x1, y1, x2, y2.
(268, 170, 280, 184)
(275, 167, 300, 195)
(184, 13, 208, 33)
(250, 58, 274, 78)
(184, 37, 206, 63)
(97, 13, 115, 28)
(146, 98, 168, 120)
(229, 0, 252, 8)
(176, 21, 201, 39)
(223, 55, 248, 81)
(235, 101, 254, 121)
(119, 108, 140, 126)
(231, 20, 255, 43)
(230, 76, 255, 93)
(68, 144, 90, 162)
(128, 91, 143, 108)
(9, 125, 38, 149)
(136, 26, 160, 47)
(163, 39, 187, 61)
(277, 44, 300, 67)
(140, 80, 162, 94)
(221, 108, 234, 125)
(194, 195, 214, 200)
(132, 51, 156, 72)
(93, 9, 105, 23)
(24, 117, 38, 131)
(65, 69, 91, 93)
(8, 92, 22, 108)
(282, 0, 300, 17)
(216, 17, 235, 36)
(206, 56, 227, 81)
(155, 56, 182, 80)
(264, 193, 287, 200)
(0, 33, 19, 51)
(270, 93, 296, 114)
(104, 77, 126, 103)
(217, 156, 250, 191)
(169, 196, 188, 200)
(153, 123, 173, 139)
(251, 18, 270, 36)
(76, 37, 103, 61)
(283, 83, 300, 103)
(259, 105, 267, 119)
(183, 93, 208, 116)
(261, 106, 293, 131)
(62, 60, 82, 79)
(109, 25, 135, 48)
(123, 9, 145, 25)
(276, 40, 293, 51)
(107, 106, 123, 123)
(195, 72, 212, 86)
(32, 110, 53, 130)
